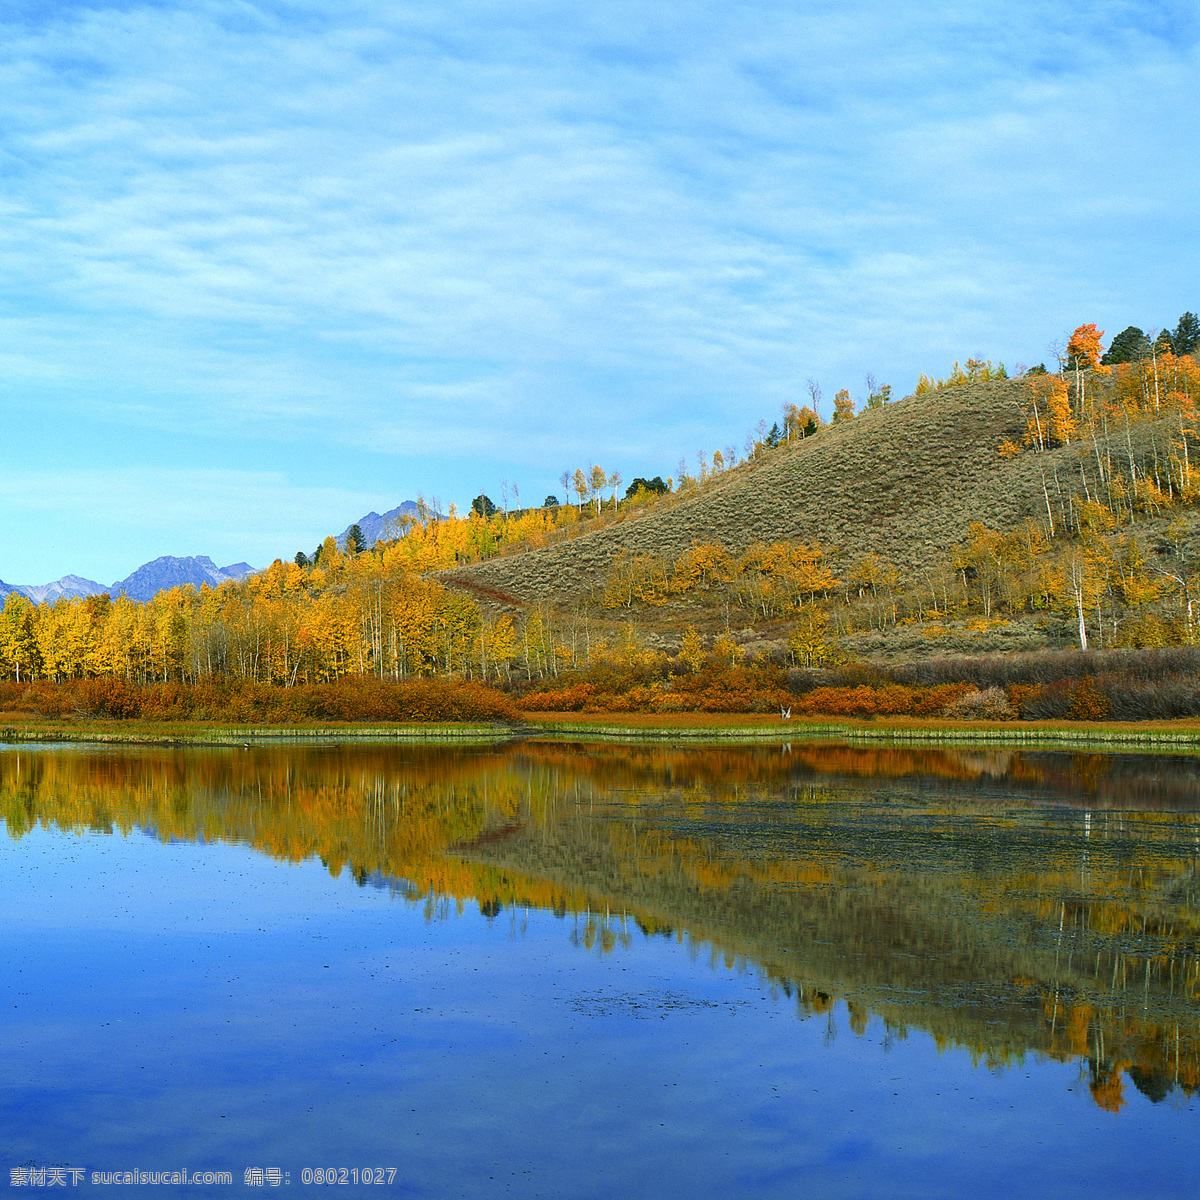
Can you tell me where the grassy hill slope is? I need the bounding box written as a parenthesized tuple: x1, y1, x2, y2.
(439, 378, 1046, 606)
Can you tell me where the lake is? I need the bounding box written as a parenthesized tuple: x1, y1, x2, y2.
(2, 740, 1198, 1197)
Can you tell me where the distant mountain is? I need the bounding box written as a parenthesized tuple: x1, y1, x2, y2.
(110, 556, 256, 602)
(337, 501, 430, 549)
(23, 575, 110, 604)
(0, 573, 108, 603)
(0, 502, 443, 606)
(1, 556, 260, 606)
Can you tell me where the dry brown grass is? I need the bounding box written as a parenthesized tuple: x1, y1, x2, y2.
(436, 377, 1200, 672)
(437, 379, 1050, 605)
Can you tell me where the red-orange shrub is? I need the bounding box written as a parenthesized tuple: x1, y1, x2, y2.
(0, 677, 519, 724)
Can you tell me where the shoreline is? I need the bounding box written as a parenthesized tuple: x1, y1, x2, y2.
(3, 712, 1200, 751)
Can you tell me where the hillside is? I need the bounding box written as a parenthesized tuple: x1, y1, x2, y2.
(429, 366, 1200, 667)
(438, 379, 1043, 606)
(5, 351, 1197, 692)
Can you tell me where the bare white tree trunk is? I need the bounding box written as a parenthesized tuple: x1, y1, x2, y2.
(1071, 559, 1088, 651)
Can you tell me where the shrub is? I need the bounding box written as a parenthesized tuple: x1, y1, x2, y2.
(516, 660, 789, 714)
(888, 647, 1200, 690)
(941, 686, 1015, 721)
(0, 677, 520, 724)
(1018, 677, 1111, 721)
(1066, 678, 1111, 721)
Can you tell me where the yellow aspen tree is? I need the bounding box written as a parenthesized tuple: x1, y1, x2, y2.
(34, 602, 70, 680)
(489, 615, 519, 680)
(712, 631, 743, 667)
(788, 607, 831, 667)
(0, 594, 38, 680)
(784, 542, 840, 602)
(1067, 323, 1108, 421)
(589, 465, 607, 515)
(677, 626, 704, 673)
(607, 471, 623, 510)
(571, 469, 589, 513)
(1057, 545, 1102, 651)
(1014, 519, 1054, 611)
(1044, 377, 1076, 445)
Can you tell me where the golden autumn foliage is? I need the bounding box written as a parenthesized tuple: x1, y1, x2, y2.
(0, 536, 606, 689)
(787, 606, 833, 667)
(914, 358, 1008, 394)
(603, 540, 838, 616)
(6, 327, 1200, 705)
(0, 554, 490, 686)
(1068, 323, 1106, 371)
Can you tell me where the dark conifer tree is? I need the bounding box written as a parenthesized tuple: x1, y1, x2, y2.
(1100, 326, 1149, 365)
(1173, 312, 1199, 357)
(624, 476, 669, 498)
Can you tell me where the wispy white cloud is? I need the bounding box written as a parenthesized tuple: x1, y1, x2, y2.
(0, 0, 1197, 579)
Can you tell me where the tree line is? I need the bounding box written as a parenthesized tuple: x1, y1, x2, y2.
(3, 317, 1197, 691)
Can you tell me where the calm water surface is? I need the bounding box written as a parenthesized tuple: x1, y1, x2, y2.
(2, 741, 1198, 1198)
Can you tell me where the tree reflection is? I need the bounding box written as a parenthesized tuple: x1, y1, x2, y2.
(1, 740, 1198, 1112)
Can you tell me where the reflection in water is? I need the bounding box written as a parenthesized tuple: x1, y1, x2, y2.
(2, 741, 1199, 1115)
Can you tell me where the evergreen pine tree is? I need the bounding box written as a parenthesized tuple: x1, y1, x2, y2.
(1173, 312, 1200, 357)
(624, 476, 668, 498)
(1100, 326, 1149, 365)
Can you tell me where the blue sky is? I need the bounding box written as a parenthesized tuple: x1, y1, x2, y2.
(1, 0, 1197, 584)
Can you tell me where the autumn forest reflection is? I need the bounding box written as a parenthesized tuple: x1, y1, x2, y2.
(3, 739, 1199, 1115)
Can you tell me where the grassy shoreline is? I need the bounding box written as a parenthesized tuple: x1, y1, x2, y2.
(0, 717, 516, 746)
(3, 710, 1200, 751)
(521, 712, 1200, 749)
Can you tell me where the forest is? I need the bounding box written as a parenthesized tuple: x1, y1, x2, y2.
(3, 318, 1200, 721)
